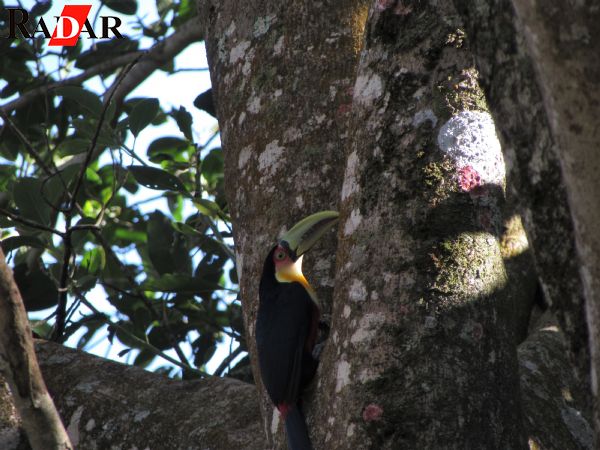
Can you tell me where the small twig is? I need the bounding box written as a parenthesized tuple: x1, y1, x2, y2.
(104, 17, 204, 110)
(68, 55, 142, 214)
(0, 110, 53, 177)
(213, 346, 244, 376)
(203, 218, 236, 260)
(171, 67, 210, 73)
(52, 56, 143, 342)
(51, 231, 72, 342)
(0, 208, 64, 237)
(69, 224, 101, 232)
(161, 298, 191, 367)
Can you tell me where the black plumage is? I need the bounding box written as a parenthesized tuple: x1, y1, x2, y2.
(256, 246, 318, 450)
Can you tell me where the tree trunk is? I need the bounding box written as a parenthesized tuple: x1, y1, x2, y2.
(508, 2, 600, 441)
(453, 0, 591, 407)
(2, 1, 596, 449)
(200, 0, 368, 446)
(454, 2, 600, 443)
(313, 2, 524, 448)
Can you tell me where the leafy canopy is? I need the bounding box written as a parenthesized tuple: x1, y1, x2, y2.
(0, 0, 246, 379)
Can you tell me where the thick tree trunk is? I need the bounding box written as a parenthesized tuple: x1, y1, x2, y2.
(200, 0, 368, 446)
(314, 2, 524, 448)
(453, 0, 591, 406)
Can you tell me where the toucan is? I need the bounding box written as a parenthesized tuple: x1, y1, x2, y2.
(256, 211, 339, 450)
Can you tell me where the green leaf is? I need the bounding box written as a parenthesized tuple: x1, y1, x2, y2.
(1, 235, 46, 253)
(81, 247, 106, 275)
(173, 0, 196, 28)
(147, 325, 173, 350)
(157, 0, 173, 17)
(129, 98, 160, 137)
(128, 165, 189, 194)
(133, 349, 155, 367)
(229, 266, 238, 284)
(85, 167, 101, 184)
(103, 0, 138, 15)
(56, 138, 89, 156)
(31, 1, 52, 16)
(113, 320, 145, 348)
(114, 227, 147, 243)
(147, 211, 175, 275)
(147, 136, 190, 163)
(31, 320, 52, 339)
(55, 86, 103, 118)
(172, 221, 201, 237)
(171, 106, 193, 141)
(193, 333, 216, 367)
(202, 147, 223, 187)
(13, 177, 51, 226)
(13, 264, 58, 311)
(193, 89, 215, 117)
(147, 211, 189, 275)
(193, 198, 222, 218)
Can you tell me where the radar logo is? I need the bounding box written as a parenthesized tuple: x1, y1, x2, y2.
(6, 5, 124, 47)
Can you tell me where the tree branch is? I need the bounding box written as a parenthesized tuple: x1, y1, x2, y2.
(105, 16, 205, 109)
(0, 52, 143, 115)
(1, 341, 265, 449)
(0, 247, 72, 449)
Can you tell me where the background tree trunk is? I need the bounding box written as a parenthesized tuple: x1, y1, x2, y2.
(453, 0, 591, 406)
(508, 2, 600, 441)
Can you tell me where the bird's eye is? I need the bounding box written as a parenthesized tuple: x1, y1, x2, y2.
(275, 250, 286, 260)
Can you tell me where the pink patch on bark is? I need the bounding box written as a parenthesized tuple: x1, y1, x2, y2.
(458, 165, 481, 192)
(363, 403, 384, 422)
(472, 323, 484, 340)
(337, 103, 352, 115)
(376, 0, 396, 11)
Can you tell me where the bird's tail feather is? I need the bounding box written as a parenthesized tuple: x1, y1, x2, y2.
(285, 405, 313, 450)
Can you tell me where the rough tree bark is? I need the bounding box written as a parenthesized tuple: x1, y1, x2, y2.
(200, 0, 368, 446)
(0, 248, 72, 449)
(315, 2, 524, 448)
(0, 341, 265, 449)
(508, 2, 600, 441)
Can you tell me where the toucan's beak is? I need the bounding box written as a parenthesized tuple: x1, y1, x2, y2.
(279, 210, 339, 260)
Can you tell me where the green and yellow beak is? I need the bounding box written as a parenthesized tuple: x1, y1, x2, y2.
(279, 210, 339, 260)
